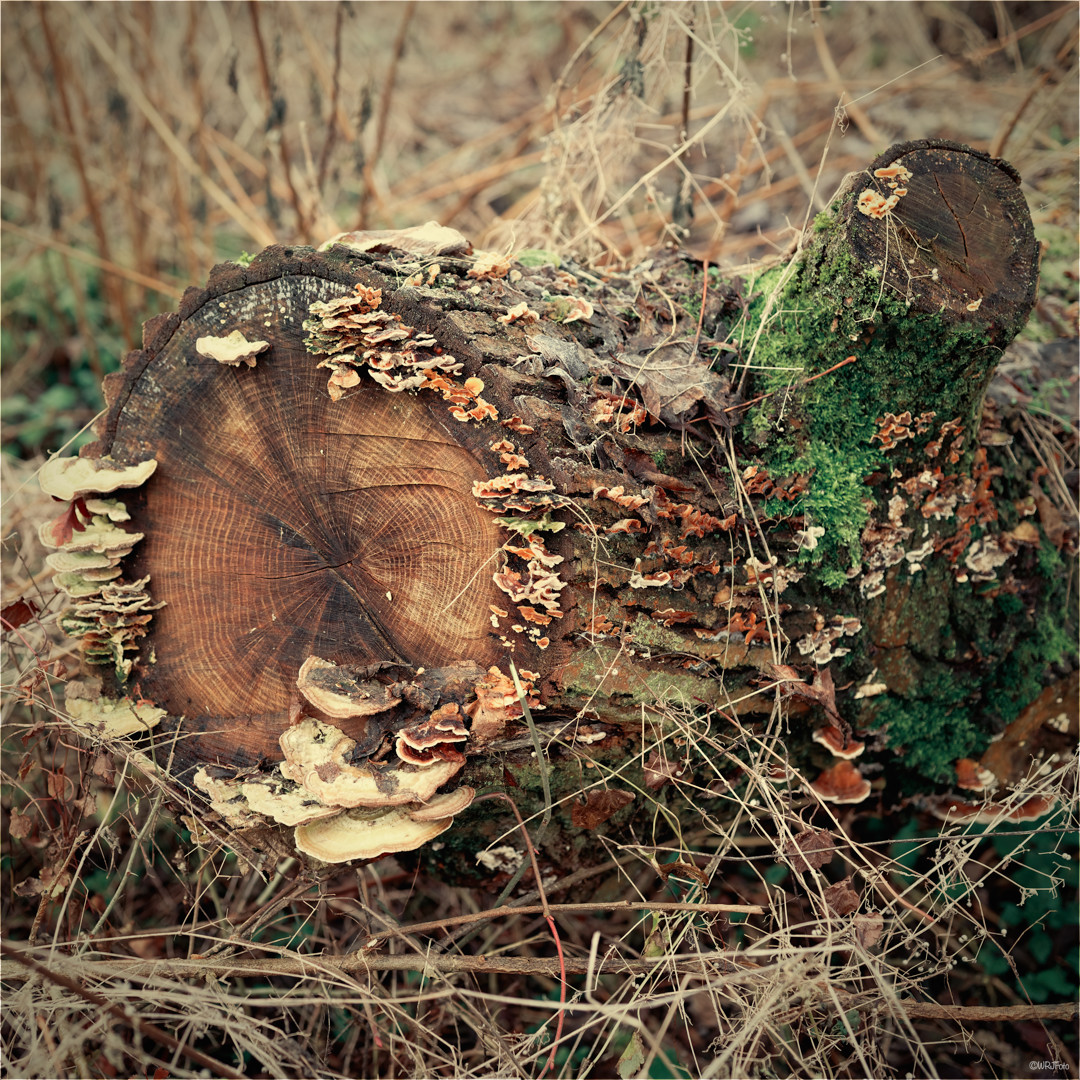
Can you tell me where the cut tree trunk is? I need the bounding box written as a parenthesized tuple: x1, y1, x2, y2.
(49, 140, 1075, 875)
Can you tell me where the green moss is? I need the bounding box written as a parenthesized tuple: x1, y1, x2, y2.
(742, 207, 1000, 588)
(812, 211, 835, 233)
(874, 677, 983, 782)
(563, 642, 724, 711)
(800, 442, 880, 568)
(515, 249, 561, 269)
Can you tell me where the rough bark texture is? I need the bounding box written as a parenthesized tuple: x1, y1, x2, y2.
(56, 140, 1075, 875)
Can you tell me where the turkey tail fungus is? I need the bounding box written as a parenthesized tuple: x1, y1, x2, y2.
(44, 141, 1074, 871)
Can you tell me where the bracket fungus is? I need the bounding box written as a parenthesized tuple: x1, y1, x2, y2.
(279, 718, 464, 807)
(296, 656, 402, 719)
(810, 760, 872, 805)
(65, 685, 166, 738)
(812, 725, 866, 760)
(38, 454, 162, 680)
(39, 455, 157, 502)
(294, 787, 476, 863)
(195, 330, 270, 367)
(929, 793, 1055, 825)
(395, 704, 469, 766)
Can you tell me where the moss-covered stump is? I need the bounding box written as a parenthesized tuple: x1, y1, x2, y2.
(41, 143, 1075, 875)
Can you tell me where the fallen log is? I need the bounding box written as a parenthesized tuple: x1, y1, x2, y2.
(41, 140, 1075, 873)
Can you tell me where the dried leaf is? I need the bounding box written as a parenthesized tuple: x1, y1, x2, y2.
(571, 789, 635, 829)
(643, 750, 691, 791)
(46, 769, 71, 802)
(39, 865, 73, 899)
(47, 497, 92, 547)
(655, 859, 709, 887)
(91, 753, 116, 783)
(612, 342, 735, 428)
(770, 663, 843, 724)
(8, 808, 34, 839)
(783, 828, 836, 873)
(1, 598, 40, 630)
(853, 912, 884, 948)
(1032, 486, 1068, 548)
(617, 1030, 646, 1079)
(13, 876, 45, 898)
(321, 222, 472, 258)
(824, 878, 861, 916)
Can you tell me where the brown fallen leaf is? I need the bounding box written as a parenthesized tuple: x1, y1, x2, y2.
(782, 828, 836, 874)
(1, 598, 40, 630)
(1032, 485, 1068, 548)
(8, 808, 34, 840)
(824, 878, 861, 916)
(612, 340, 736, 429)
(571, 789, 635, 829)
(643, 750, 691, 791)
(770, 664, 844, 725)
(853, 912, 884, 948)
(655, 859, 709, 888)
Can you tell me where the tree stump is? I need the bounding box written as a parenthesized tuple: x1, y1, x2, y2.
(44, 141, 1075, 872)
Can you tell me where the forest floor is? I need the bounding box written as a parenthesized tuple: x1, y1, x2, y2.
(2, 3, 1077, 1078)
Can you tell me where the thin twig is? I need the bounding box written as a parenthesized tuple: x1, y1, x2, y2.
(315, 2, 345, 196)
(808, 0, 886, 147)
(70, 6, 277, 247)
(724, 354, 858, 414)
(248, 0, 308, 240)
(357, 0, 417, 228)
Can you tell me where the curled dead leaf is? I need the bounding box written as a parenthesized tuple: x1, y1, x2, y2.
(570, 788, 635, 830)
(643, 750, 691, 791)
(824, 878, 861, 916)
(782, 828, 836, 874)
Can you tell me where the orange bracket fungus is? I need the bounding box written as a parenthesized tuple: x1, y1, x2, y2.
(812, 725, 865, 761)
(811, 760, 872, 805)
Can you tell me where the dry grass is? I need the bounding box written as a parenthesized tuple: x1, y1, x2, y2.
(3, 3, 1078, 1078)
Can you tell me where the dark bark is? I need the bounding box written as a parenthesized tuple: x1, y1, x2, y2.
(53, 141, 1074, 872)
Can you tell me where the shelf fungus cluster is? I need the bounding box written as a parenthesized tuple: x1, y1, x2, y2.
(856, 410, 1030, 597)
(191, 656, 546, 863)
(856, 164, 912, 220)
(303, 283, 468, 401)
(38, 455, 162, 681)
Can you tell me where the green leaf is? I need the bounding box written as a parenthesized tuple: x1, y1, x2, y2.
(617, 1030, 646, 1079)
(515, 249, 560, 269)
(1028, 931, 1053, 965)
